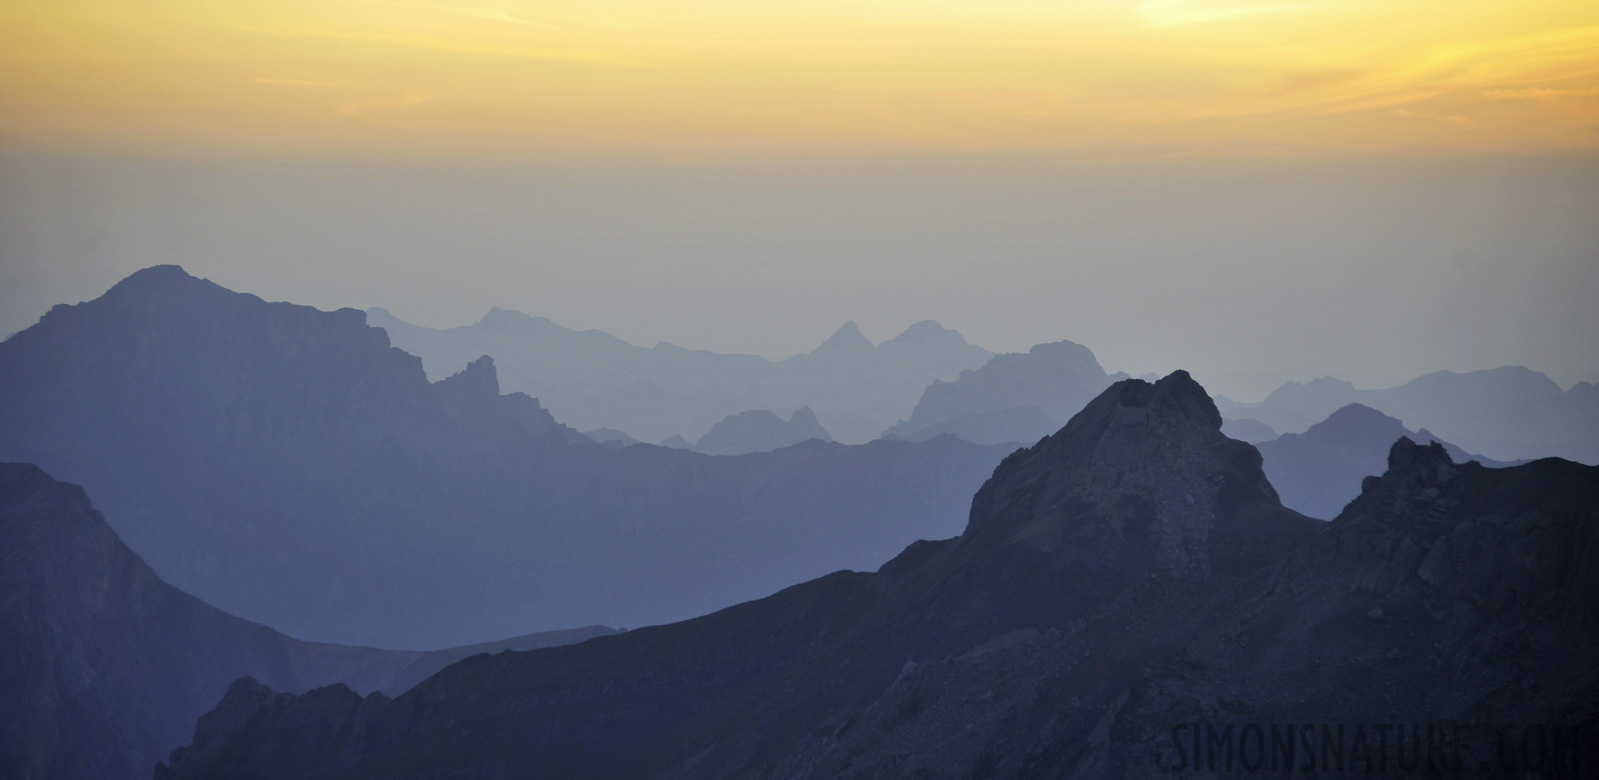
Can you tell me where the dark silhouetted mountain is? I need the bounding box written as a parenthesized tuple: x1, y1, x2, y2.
(693, 406, 832, 456)
(1255, 403, 1521, 519)
(882, 340, 1114, 445)
(158, 376, 1597, 780)
(1220, 416, 1276, 443)
(1217, 367, 1599, 464)
(0, 267, 1010, 649)
(0, 462, 610, 780)
(367, 309, 992, 443)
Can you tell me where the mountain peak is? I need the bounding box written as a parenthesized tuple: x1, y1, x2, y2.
(963, 370, 1292, 581)
(435, 354, 500, 399)
(100, 265, 222, 303)
(814, 321, 872, 351)
(1385, 436, 1455, 477)
(475, 307, 550, 333)
(886, 319, 961, 344)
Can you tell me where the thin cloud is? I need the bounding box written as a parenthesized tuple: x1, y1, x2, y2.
(252, 78, 341, 87)
(1394, 108, 1473, 126)
(1138, 0, 1310, 27)
(339, 93, 431, 118)
(1482, 86, 1599, 98)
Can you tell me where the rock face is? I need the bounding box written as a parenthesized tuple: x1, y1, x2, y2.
(1256, 403, 1521, 519)
(883, 340, 1115, 445)
(693, 406, 833, 456)
(1217, 367, 1599, 464)
(368, 309, 992, 444)
(158, 374, 1598, 780)
(0, 266, 1010, 649)
(0, 462, 612, 780)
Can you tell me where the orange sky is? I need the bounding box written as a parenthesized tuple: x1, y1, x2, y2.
(2, 0, 1597, 159)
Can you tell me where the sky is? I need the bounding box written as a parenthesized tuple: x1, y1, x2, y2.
(1, 0, 1597, 399)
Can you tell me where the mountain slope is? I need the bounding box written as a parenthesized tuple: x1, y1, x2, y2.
(0, 462, 610, 780)
(158, 374, 1597, 780)
(1256, 402, 1521, 519)
(0, 266, 1010, 648)
(367, 308, 992, 443)
(882, 340, 1114, 445)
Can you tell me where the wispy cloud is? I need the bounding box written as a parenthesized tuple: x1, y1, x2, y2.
(339, 93, 431, 117)
(1482, 85, 1599, 99)
(1137, 0, 1310, 27)
(1394, 108, 1473, 126)
(394, 2, 564, 29)
(252, 78, 341, 87)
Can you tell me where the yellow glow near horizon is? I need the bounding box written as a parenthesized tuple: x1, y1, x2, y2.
(1, 0, 1596, 160)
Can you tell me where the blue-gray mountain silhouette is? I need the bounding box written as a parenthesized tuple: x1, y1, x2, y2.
(692, 406, 832, 456)
(0, 266, 1011, 649)
(0, 462, 612, 780)
(1254, 403, 1521, 519)
(1217, 368, 1599, 464)
(882, 340, 1114, 445)
(367, 309, 991, 444)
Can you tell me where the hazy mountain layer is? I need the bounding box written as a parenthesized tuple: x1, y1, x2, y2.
(369, 308, 992, 443)
(156, 374, 1597, 779)
(1257, 402, 1521, 519)
(1217, 368, 1599, 464)
(882, 340, 1115, 445)
(0, 267, 1010, 648)
(693, 406, 832, 456)
(0, 462, 610, 780)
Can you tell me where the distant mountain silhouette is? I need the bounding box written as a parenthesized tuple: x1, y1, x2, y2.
(692, 406, 833, 456)
(1255, 403, 1521, 519)
(882, 340, 1114, 445)
(1217, 367, 1599, 463)
(0, 462, 611, 780)
(157, 374, 1599, 779)
(367, 309, 992, 443)
(581, 427, 638, 448)
(0, 267, 1010, 649)
(1219, 416, 1276, 443)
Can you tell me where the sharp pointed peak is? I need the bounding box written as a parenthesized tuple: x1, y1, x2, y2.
(815, 321, 873, 351)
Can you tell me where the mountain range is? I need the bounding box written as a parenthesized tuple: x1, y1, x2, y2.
(1256, 402, 1522, 519)
(368, 308, 992, 444)
(1217, 368, 1599, 464)
(153, 372, 1599, 779)
(881, 340, 1118, 445)
(0, 461, 612, 780)
(0, 266, 1011, 649)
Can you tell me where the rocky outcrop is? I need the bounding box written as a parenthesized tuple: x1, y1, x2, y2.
(0, 462, 612, 780)
(158, 376, 1597, 780)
